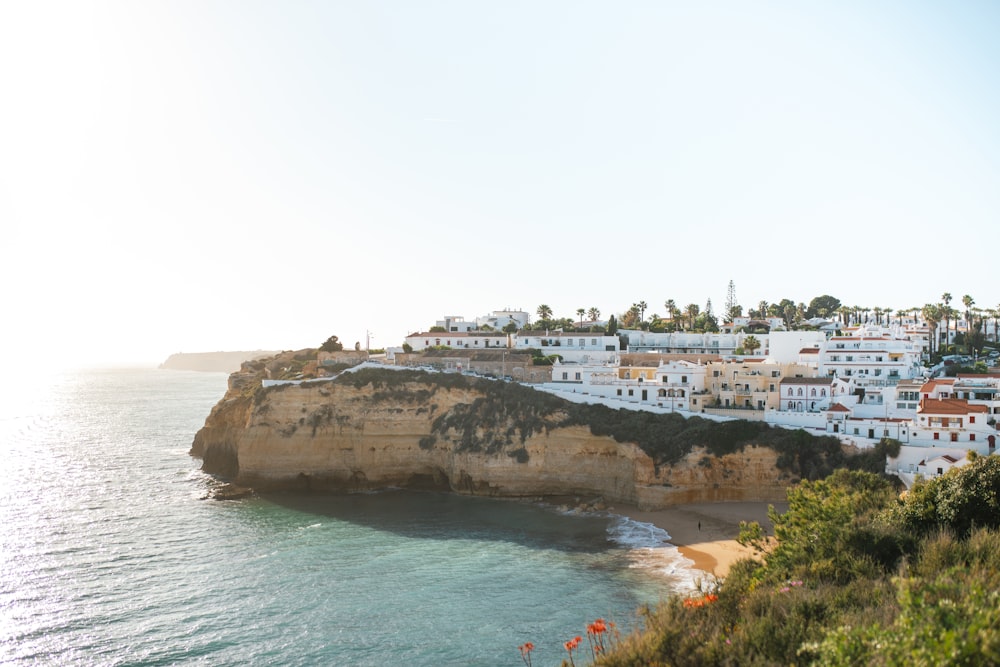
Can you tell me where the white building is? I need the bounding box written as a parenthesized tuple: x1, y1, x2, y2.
(514, 332, 620, 364)
(475, 310, 531, 331)
(434, 315, 478, 332)
(950, 374, 1000, 420)
(778, 376, 837, 412)
(405, 331, 510, 352)
(819, 326, 923, 383)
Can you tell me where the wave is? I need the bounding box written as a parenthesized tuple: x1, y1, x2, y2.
(607, 516, 700, 591)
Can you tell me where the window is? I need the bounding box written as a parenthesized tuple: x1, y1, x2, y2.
(821, 389, 827, 397)
(591, 338, 597, 345)
(628, 389, 634, 396)
(970, 434, 976, 441)
(769, 384, 775, 392)
(566, 339, 573, 346)
(951, 432, 959, 442)
(787, 388, 793, 396)
(846, 355, 853, 362)
(575, 372, 581, 380)
(616, 389, 622, 396)
(561, 372, 568, 380)
(713, 370, 720, 377)
(681, 376, 688, 383)
(797, 388, 803, 396)
(971, 416, 976, 424)
(933, 432, 940, 440)
(772, 371, 780, 377)
(811, 388, 816, 397)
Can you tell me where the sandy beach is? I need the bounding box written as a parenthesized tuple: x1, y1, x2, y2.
(613, 501, 788, 578)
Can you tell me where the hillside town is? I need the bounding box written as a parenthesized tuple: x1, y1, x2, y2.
(301, 295, 1000, 488)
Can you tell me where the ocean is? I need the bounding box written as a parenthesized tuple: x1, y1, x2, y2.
(0, 367, 697, 666)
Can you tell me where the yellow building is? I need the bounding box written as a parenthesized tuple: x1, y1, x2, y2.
(707, 359, 819, 411)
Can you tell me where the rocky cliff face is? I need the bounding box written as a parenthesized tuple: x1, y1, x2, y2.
(191, 368, 794, 508)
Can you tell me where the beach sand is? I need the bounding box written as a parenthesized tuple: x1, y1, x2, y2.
(613, 501, 788, 578)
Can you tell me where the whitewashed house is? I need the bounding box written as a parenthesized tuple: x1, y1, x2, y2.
(405, 331, 509, 352)
(513, 332, 620, 364)
(909, 398, 996, 449)
(778, 376, 837, 413)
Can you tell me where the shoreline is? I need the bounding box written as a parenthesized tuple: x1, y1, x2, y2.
(610, 501, 787, 578)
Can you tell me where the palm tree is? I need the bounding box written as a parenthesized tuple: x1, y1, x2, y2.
(922, 303, 943, 357)
(587, 307, 601, 322)
(884, 308, 894, 327)
(685, 304, 700, 330)
(664, 299, 676, 321)
(758, 300, 769, 320)
(941, 293, 953, 349)
(576, 308, 586, 328)
(838, 306, 852, 326)
(636, 301, 648, 323)
(963, 295, 975, 330)
(536, 304, 553, 322)
(743, 335, 761, 356)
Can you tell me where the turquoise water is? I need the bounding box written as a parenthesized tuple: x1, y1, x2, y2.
(0, 368, 695, 665)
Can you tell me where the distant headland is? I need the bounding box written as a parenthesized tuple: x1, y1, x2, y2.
(159, 351, 279, 373)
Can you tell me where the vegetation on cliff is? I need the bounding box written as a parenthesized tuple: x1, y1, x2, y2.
(327, 368, 882, 480)
(590, 456, 1000, 666)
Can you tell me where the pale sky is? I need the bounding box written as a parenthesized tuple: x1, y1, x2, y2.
(2, 1, 999, 365)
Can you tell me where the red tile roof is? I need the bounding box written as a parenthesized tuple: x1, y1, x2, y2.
(918, 398, 989, 415)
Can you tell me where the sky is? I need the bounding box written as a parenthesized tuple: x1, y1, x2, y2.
(2, 1, 999, 365)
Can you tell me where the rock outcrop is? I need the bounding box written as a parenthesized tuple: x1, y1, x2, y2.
(191, 367, 798, 508)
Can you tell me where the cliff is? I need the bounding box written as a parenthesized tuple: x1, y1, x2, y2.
(191, 367, 863, 509)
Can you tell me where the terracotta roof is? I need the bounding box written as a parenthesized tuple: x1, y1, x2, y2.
(799, 348, 819, 354)
(918, 398, 989, 415)
(920, 379, 956, 392)
(779, 377, 833, 385)
(827, 403, 851, 412)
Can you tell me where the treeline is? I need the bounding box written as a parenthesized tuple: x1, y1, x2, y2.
(596, 456, 1000, 666)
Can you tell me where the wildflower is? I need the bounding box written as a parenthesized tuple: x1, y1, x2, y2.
(564, 636, 582, 666)
(780, 586, 791, 593)
(587, 618, 609, 658)
(518, 642, 534, 667)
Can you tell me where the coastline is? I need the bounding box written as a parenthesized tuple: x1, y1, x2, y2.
(612, 501, 787, 578)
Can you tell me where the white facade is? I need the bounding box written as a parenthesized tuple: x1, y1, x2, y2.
(434, 315, 478, 332)
(542, 359, 707, 411)
(950, 374, 1000, 419)
(778, 377, 839, 412)
(405, 331, 509, 351)
(619, 329, 826, 364)
(767, 331, 828, 364)
(514, 332, 620, 364)
(620, 330, 742, 355)
(819, 326, 923, 384)
(475, 310, 531, 331)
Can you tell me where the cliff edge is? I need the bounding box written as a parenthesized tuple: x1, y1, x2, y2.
(191, 366, 862, 508)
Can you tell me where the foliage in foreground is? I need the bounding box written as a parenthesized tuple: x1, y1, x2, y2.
(592, 458, 1000, 666)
